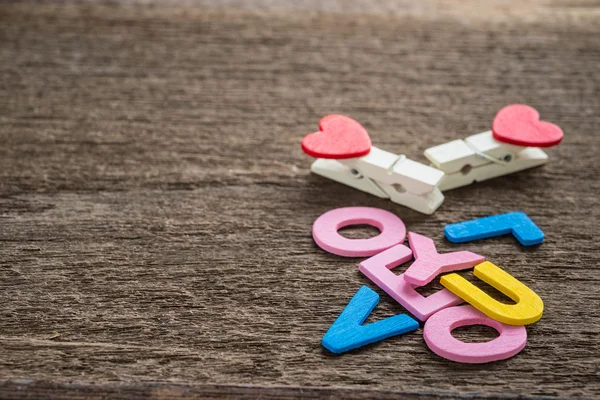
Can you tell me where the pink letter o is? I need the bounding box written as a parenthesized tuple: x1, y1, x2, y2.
(424, 305, 527, 364)
(312, 207, 406, 257)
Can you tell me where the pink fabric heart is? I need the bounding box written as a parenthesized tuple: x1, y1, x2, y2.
(492, 104, 563, 148)
(301, 115, 371, 159)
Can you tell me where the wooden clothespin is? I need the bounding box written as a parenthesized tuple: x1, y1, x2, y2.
(424, 104, 564, 191)
(302, 115, 445, 215)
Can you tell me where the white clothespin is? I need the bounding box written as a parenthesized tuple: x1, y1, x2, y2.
(423, 104, 564, 191)
(424, 130, 549, 191)
(302, 115, 445, 215)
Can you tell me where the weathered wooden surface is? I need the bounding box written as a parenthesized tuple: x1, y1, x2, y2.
(0, 1, 599, 398)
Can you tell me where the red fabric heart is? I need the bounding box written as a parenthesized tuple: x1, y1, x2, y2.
(301, 115, 371, 159)
(492, 104, 563, 148)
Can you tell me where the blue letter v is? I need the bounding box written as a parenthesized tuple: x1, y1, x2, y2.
(322, 286, 419, 354)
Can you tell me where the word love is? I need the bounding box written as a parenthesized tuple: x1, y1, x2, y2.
(315, 207, 544, 364)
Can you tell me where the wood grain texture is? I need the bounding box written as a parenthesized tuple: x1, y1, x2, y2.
(1, 1, 599, 398)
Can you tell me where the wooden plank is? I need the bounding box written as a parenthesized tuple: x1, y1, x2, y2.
(1, 381, 571, 400)
(0, 1, 599, 398)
